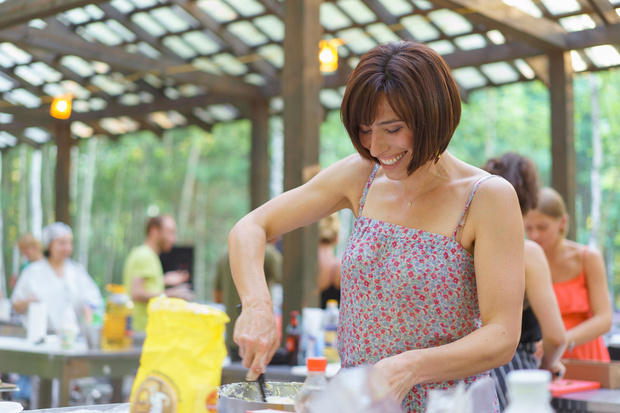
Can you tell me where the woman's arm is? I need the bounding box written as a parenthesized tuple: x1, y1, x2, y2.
(231, 155, 371, 379)
(375, 178, 525, 401)
(567, 247, 612, 347)
(524, 240, 567, 372)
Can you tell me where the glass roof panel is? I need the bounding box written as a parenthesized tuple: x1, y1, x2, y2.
(60, 80, 92, 99)
(480, 62, 520, 84)
(42, 83, 65, 97)
(225, 0, 265, 17)
(570, 50, 588, 71)
(132, 12, 167, 37)
(198, 0, 238, 23)
(64, 8, 92, 25)
(179, 84, 204, 97)
(162, 36, 198, 59)
(559, 14, 596, 32)
(106, 20, 137, 42)
(71, 122, 94, 139)
(454, 34, 487, 51)
(514, 59, 535, 79)
(91, 74, 127, 96)
(0, 43, 32, 65)
(540, 0, 580, 15)
(183, 31, 221, 55)
(257, 44, 284, 68)
(320, 89, 343, 109)
(84, 22, 124, 46)
(130, 0, 159, 9)
(378, 0, 413, 16)
(164, 87, 181, 99)
(30, 62, 63, 83)
(89, 97, 108, 110)
(72, 100, 90, 112)
(427, 40, 454, 55)
(14, 65, 44, 86)
(337, 0, 376, 24)
(411, 0, 433, 10)
(253, 15, 285, 42)
(119, 93, 141, 105)
(0, 113, 13, 124)
(452, 67, 487, 89)
(208, 103, 239, 121)
(136, 41, 162, 59)
(151, 7, 192, 33)
(111, 0, 135, 13)
(212, 53, 248, 75)
(148, 112, 175, 129)
(192, 57, 224, 75)
(24, 127, 51, 144)
(61, 55, 94, 78)
(0, 132, 17, 148)
(193, 107, 214, 123)
(585, 45, 620, 68)
(347, 56, 360, 69)
(400, 15, 439, 41)
(502, 0, 542, 18)
(487, 30, 506, 45)
(28, 19, 48, 30)
(4, 88, 41, 108)
(321, 2, 352, 31)
(428, 9, 473, 36)
(0, 50, 15, 68)
(270, 97, 283, 113)
(0, 72, 15, 92)
(84, 5, 105, 20)
(366, 23, 400, 43)
(140, 91, 154, 103)
(167, 110, 187, 126)
(244, 73, 265, 86)
(101, 117, 139, 134)
(337, 28, 377, 55)
(228, 20, 269, 46)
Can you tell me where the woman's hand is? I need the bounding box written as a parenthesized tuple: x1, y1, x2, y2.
(550, 360, 566, 380)
(234, 303, 280, 381)
(373, 352, 418, 403)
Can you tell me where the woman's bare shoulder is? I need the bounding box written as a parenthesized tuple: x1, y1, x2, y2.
(524, 239, 547, 266)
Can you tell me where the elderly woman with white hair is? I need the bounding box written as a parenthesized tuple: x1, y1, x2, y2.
(11, 222, 103, 332)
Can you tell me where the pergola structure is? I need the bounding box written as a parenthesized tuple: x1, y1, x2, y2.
(1, 0, 620, 312)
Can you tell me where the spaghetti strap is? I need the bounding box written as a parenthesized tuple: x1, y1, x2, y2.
(452, 175, 498, 239)
(359, 163, 380, 214)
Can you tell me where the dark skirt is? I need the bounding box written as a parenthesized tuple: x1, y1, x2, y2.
(491, 342, 539, 411)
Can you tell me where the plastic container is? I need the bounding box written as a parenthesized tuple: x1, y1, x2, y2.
(323, 299, 340, 364)
(504, 369, 554, 413)
(294, 357, 328, 413)
(101, 284, 134, 350)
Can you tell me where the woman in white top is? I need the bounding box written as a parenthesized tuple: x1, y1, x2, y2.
(11, 222, 103, 332)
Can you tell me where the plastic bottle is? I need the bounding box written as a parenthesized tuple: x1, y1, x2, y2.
(285, 310, 302, 366)
(504, 369, 555, 413)
(294, 356, 328, 413)
(323, 299, 340, 364)
(101, 284, 134, 350)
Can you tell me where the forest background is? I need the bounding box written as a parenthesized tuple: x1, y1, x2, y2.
(1, 69, 619, 308)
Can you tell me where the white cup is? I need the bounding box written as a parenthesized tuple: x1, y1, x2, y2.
(0, 299, 11, 322)
(27, 302, 48, 343)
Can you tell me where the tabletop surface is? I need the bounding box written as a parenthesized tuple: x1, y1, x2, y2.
(0, 336, 141, 358)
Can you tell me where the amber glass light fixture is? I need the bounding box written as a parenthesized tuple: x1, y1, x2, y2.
(319, 40, 338, 73)
(50, 94, 72, 120)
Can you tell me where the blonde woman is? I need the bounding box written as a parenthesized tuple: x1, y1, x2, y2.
(524, 187, 611, 361)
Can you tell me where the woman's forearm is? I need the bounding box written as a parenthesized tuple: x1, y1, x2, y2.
(568, 313, 612, 347)
(540, 336, 567, 371)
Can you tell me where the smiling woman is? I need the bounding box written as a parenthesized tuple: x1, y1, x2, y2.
(228, 41, 524, 413)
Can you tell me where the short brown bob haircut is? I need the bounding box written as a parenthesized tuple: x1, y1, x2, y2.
(483, 153, 540, 215)
(341, 41, 461, 175)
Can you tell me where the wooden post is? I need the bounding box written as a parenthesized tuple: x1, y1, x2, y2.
(549, 51, 576, 240)
(281, 0, 322, 322)
(54, 121, 73, 225)
(250, 99, 271, 211)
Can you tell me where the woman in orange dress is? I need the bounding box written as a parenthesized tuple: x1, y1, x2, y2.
(524, 187, 612, 361)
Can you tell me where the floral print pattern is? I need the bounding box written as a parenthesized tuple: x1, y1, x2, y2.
(338, 164, 498, 413)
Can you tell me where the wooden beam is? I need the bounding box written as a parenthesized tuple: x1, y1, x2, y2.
(281, 0, 322, 320)
(586, 0, 620, 25)
(549, 51, 576, 240)
(434, 0, 567, 50)
(250, 99, 270, 211)
(256, 0, 284, 17)
(525, 55, 550, 87)
(0, 0, 109, 29)
(363, 0, 415, 40)
(54, 120, 73, 225)
(0, 26, 262, 98)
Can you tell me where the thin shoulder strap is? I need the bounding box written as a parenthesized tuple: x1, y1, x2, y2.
(359, 163, 380, 214)
(452, 175, 498, 239)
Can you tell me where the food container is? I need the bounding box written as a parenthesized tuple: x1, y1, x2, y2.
(218, 381, 302, 413)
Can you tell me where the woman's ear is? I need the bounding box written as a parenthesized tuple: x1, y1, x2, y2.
(560, 214, 569, 235)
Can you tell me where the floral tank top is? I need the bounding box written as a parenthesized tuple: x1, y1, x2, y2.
(338, 163, 498, 413)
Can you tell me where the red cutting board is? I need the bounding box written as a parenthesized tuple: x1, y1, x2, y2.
(550, 379, 601, 396)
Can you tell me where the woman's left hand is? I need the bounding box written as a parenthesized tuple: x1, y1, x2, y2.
(373, 353, 417, 403)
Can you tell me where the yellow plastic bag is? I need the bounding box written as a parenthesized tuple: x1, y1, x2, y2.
(130, 297, 229, 413)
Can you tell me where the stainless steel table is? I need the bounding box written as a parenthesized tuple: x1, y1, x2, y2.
(0, 337, 140, 408)
(553, 389, 620, 413)
(27, 403, 128, 412)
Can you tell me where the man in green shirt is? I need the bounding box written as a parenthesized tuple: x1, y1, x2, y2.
(123, 215, 193, 332)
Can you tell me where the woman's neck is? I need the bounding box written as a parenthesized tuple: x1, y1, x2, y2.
(47, 256, 65, 273)
(544, 237, 566, 260)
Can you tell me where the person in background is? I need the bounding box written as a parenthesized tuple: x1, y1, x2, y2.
(483, 153, 567, 410)
(11, 222, 103, 332)
(214, 238, 282, 357)
(318, 213, 341, 308)
(524, 187, 612, 361)
(123, 215, 193, 333)
(8, 234, 44, 292)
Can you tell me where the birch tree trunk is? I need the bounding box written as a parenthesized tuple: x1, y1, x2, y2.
(177, 137, 202, 242)
(77, 137, 98, 268)
(485, 89, 497, 159)
(69, 145, 80, 224)
(18, 144, 28, 236)
(42, 144, 55, 225)
(103, 163, 127, 287)
(193, 181, 208, 302)
(589, 73, 602, 248)
(30, 149, 43, 241)
(0, 151, 6, 298)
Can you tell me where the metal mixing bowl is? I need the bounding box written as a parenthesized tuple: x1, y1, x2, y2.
(218, 381, 302, 413)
